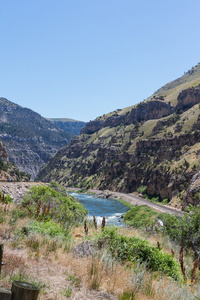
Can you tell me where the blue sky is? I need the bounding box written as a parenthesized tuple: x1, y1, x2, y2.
(1, 0, 200, 122)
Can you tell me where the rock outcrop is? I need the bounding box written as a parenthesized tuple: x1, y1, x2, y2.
(0, 182, 43, 203)
(182, 172, 200, 209)
(126, 101, 173, 124)
(81, 101, 174, 134)
(176, 87, 200, 111)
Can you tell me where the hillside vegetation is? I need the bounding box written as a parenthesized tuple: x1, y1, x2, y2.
(37, 62, 200, 210)
(1, 184, 200, 299)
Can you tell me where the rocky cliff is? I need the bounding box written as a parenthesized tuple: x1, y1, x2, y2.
(0, 139, 23, 181)
(37, 62, 200, 209)
(176, 86, 200, 111)
(0, 98, 74, 179)
(81, 101, 173, 134)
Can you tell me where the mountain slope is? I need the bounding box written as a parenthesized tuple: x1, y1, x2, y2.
(0, 138, 25, 181)
(0, 98, 74, 179)
(48, 118, 86, 135)
(37, 63, 200, 209)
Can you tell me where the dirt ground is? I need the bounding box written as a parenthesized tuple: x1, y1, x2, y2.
(1, 236, 118, 300)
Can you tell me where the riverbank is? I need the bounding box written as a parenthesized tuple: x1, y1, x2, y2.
(0, 182, 183, 217)
(66, 187, 183, 217)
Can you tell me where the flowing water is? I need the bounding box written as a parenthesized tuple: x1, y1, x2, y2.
(69, 192, 130, 226)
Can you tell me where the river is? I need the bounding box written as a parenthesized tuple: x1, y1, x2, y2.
(69, 192, 130, 226)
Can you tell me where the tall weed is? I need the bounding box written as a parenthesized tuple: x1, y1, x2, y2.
(87, 255, 104, 290)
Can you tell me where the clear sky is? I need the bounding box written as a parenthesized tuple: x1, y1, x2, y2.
(0, 0, 200, 122)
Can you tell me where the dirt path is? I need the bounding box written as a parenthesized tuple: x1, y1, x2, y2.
(110, 191, 183, 216)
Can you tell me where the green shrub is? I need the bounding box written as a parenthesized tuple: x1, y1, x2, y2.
(123, 205, 158, 228)
(99, 228, 181, 281)
(160, 205, 200, 258)
(0, 192, 13, 204)
(137, 186, 147, 194)
(5, 194, 13, 204)
(26, 220, 68, 238)
(23, 185, 87, 223)
(162, 198, 169, 204)
(49, 181, 59, 187)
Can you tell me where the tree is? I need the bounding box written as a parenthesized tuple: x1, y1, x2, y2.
(161, 205, 200, 259)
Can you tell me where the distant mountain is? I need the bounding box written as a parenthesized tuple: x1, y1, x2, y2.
(37, 62, 200, 209)
(0, 98, 74, 179)
(48, 118, 86, 135)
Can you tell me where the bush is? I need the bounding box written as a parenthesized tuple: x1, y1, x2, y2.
(160, 205, 200, 258)
(49, 181, 59, 187)
(98, 228, 181, 281)
(137, 186, 147, 194)
(0, 192, 13, 204)
(26, 219, 70, 238)
(22, 185, 87, 223)
(123, 205, 158, 228)
(5, 194, 13, 204)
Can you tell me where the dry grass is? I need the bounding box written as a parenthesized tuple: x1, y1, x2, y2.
(1, 204, 200, 299)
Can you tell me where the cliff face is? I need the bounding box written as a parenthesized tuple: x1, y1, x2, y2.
(176, 86, 200, 111)
(37, 63, 200, 209)
(0, 140, 9, 165)
(81, 101, 173, 134)
(0, 98, 74, 179)
(0, 139, 22, 181)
